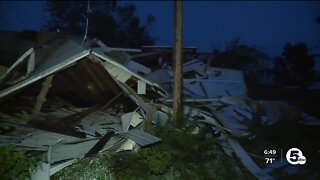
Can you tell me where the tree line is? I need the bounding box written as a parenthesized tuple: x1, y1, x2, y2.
(44, 0, 155, 48)
(43, 1, 319, 89)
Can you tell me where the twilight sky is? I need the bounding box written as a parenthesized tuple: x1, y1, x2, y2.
(0, 1, 319, 56)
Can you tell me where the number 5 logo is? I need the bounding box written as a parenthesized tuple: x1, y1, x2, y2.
(286, 148, 306, 165)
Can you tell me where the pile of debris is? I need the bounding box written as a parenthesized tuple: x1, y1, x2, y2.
(0, 32, 319, 179)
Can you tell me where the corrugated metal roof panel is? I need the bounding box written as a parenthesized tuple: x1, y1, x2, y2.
(0, 40, 89, 98)
(120, 129, 161, 146)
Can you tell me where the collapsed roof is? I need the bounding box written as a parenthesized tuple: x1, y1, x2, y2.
(0, 31, 319, 179)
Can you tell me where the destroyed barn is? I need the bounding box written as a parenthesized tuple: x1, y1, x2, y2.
(0, 31, 320, 179)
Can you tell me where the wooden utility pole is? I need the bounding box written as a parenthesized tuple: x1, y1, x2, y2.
(172, 0, 183, 124)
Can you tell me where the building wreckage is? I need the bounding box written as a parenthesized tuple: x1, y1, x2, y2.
(0, 32, 319, 179)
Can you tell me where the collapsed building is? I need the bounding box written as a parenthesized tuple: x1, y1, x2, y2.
(0, 31, 319, 179)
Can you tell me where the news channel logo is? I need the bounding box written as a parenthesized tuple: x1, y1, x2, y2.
(286, 148, 306, 165)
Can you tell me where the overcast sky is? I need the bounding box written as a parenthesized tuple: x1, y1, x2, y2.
(0, 1, 319, 56)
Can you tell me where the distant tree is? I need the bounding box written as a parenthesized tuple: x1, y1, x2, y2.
(43, 0, 155, 48)
(212, 37, 269, 70)
(316, 16, 320, 24)
(212, 37, 270, 86)
(274, 43, 316, 89)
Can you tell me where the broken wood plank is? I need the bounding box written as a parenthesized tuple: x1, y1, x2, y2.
(95, 39, 141, 53)
(32, 75, 54, 115)
(145, 103, 156, 130)
(0, 48, 34, 83)
(27, 50, 35, 74)
(85, 131, 115, 157)
(114, 81, 149, 112)
(137, 80, 146, 94)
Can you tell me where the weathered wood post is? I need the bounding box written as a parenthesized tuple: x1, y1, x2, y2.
(172, 0, 183, 124)
(32, 75, 54, 115)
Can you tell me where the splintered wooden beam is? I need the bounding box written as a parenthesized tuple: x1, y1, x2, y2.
(0, 48, 34, 84)
(85, 131, 115, 157)
(32, 75, 54, 115)
(145, 102, 156, 131)
(27, 50, 35, 75)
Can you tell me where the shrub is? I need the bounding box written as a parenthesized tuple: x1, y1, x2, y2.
(0, 145, 41, 180)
